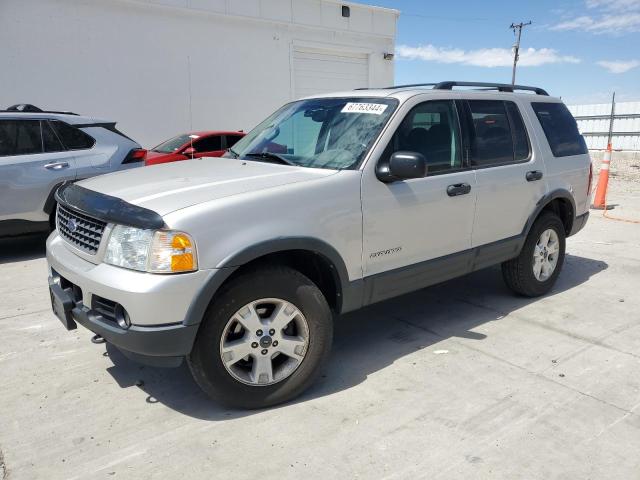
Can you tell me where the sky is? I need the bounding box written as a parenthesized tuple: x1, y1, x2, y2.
(371, 0, 640, 105)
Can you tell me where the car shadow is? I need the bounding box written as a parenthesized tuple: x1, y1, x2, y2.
(104, 253, 607, 420)
(0, 233, 48, 264)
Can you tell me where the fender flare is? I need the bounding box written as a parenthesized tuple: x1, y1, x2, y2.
(183, 237, 359, 326)
(522, 188, 576, 238)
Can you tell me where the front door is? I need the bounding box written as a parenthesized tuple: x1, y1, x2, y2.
(361, 99, 477, 303)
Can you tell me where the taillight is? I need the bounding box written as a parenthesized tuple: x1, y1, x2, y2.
(587, 162, 593, 196)
(123, 148, 147, 164)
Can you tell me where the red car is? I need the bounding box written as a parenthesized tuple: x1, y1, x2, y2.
(145, 131, 245, 166)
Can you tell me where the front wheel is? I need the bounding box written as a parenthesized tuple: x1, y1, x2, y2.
(188, 266, 333, 409)
(502, 212, 566, 297)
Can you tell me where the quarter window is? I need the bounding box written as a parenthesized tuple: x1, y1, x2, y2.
(387, 100, 462, 174)
(0, 120, 42, 156)
(50, 120, 95, 150)
(531, 102, 587, 157)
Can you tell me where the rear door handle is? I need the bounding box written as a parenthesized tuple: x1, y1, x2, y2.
(44, 162, 69, 170)
(526, 170, 543, 182)
(447, 183, 472, 197)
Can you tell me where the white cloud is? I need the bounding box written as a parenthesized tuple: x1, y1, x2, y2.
(551, 0, 640, 33)
(396, 44, 580, 68)
(551, 13, 640, 33)
(597, 59, 640, 73)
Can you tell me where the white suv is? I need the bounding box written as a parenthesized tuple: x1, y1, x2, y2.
(46, 82, 591, 408)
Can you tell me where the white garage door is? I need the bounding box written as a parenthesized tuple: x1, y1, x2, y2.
(293, 47, 369, 99)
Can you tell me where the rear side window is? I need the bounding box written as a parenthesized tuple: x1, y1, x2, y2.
(505, 102, 530, 161)
(50, 120, 95, 150)
(42, 121, 66, 152)
(225, 135, 243, 148)
(531, 102, 587, 157)
(194, 135, 222, 152)
(0, 120, 42, 156)
(468, 101, 514, 166)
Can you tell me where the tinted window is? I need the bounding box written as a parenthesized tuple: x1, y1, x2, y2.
(532, 102, 587, 157)
(50, 121, 95, 150)
(468, 100, 514, 166)
(225, 135, 243, 148)
(505, 102, 530, 161)
(390, 100, 462, 174)
(194, 135, 222, 152)
(42, 121, 66, 152)
(0, 120, 42, 156)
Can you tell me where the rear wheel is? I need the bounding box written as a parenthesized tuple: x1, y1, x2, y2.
(188, 266, 333, 408)
(502, 212, 566, 297)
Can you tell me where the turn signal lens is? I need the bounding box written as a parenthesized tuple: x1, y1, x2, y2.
(149, 231, 197, 273)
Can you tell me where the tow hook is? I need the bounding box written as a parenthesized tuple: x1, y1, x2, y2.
(91, 334, 105, 344)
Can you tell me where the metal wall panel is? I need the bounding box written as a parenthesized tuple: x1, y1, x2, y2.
(568, 101, 640, 151)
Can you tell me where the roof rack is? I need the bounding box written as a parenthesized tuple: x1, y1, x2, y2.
(365, 81, 549, 96)
(1, 104, 79, 115)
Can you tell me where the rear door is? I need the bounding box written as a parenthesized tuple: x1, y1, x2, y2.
(0, 119, 76, 222)
(463, 99, 547, 247)
(192, 135, 225, 158)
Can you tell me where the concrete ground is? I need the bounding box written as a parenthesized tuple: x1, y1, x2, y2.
(1, 180, 639, 480)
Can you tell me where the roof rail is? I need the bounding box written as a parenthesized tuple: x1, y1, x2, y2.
(2, 104, 79, 115)
(362, 81, 549, 96)
(434, 81, 549, 95)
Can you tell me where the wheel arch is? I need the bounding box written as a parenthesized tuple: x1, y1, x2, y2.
(523, 189, 576, 238)
(183, 238, 361, 326)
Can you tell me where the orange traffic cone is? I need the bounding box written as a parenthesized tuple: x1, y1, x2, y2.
(591, 143, 613, 210)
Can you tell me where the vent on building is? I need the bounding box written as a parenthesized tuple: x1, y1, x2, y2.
(342, 5, 350, 17)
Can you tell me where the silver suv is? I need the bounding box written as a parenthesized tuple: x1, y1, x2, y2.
(46, 82, 591, 408)
(0, 105, 145, 237)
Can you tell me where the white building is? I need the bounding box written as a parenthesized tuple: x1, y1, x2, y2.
(1, 0, 398, 147)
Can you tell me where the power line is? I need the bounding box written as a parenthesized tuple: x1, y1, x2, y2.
(509, 21, 531, 85)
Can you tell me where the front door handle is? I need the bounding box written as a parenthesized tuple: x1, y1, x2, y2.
(526, 170, 543, 182)
(447, 183, 472, 197)
(44, 161, 69, 170)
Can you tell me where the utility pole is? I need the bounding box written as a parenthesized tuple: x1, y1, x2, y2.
(510, 21, 531, 85)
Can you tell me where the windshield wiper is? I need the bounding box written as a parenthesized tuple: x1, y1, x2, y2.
(227, 148, 240, 158)
(244, 152, 297, 166)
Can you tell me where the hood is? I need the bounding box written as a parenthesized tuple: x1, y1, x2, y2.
(78, 157, 338, 215)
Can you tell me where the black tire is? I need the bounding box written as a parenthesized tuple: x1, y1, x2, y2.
(187, 265, 333, 409)
(502, 212, 566, 297)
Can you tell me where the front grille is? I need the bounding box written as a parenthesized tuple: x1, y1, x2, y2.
(57, 204, 107, 255)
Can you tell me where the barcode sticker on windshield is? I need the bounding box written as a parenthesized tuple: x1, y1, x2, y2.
(341, 103, 388, 115)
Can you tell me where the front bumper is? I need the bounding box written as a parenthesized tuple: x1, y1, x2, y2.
(46, 232, 213, 366)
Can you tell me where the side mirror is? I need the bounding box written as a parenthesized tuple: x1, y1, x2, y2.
(378, 151, 426, 182)
(183, 147, 196, 156)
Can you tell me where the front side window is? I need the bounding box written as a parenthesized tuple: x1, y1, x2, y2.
(0, 120, 42, 156)
(382, 100, 462, 174)
(532, 102, 587, 157)
(225, 97, 398, 170)
(50, 120, 95, 150)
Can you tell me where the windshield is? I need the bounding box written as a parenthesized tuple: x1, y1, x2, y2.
(225, 97, 398, 170)
(152, 134, 195, 153)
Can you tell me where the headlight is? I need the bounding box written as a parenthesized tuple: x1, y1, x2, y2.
(104, 225, 197, 273)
